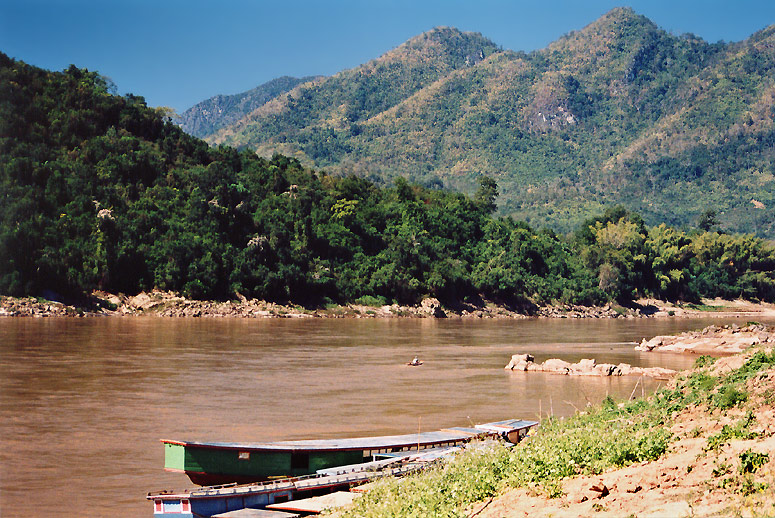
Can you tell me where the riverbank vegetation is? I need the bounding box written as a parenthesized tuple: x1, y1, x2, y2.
(336, 345, 775, 517)
(3, 53, 775, 308)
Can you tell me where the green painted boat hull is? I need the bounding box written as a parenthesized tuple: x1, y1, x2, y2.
(164, 442, 364, 485)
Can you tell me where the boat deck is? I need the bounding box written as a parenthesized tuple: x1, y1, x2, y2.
(149, 457, 428, 501)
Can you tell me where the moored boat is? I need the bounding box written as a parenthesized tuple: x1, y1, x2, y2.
(162, 419, 537, 486)
(150, 448, 442, 517)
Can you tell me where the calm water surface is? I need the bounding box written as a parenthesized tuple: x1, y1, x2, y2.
(1, 315, 769, 517)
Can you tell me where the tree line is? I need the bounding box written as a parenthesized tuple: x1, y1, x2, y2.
(2, 54, 774, 306)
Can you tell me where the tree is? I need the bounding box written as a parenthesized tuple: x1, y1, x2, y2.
(697, 208, 718, 232)
(474, 176, 498, 214)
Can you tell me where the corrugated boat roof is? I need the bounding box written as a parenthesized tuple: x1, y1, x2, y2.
(161, 419, 538, 452)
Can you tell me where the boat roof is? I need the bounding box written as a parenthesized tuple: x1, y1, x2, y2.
(161, 419, 538, 452)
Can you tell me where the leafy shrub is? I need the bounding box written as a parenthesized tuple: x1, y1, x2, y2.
(739, 450, 769, 474)
(693, 355, 717, 369)
(711, 384, 748, 410)
(706, 412, 758, 451)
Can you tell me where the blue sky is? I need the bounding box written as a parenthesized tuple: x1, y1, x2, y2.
(2, 0, 774, 112)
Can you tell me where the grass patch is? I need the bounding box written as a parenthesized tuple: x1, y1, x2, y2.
(693, 355, 717, 369)
(337, 348, 775, 518)
(611, 305, 628, 316)
(684, 303, 728, 312)
(711, 384, 748, 410)
(706, 412, 758, 451)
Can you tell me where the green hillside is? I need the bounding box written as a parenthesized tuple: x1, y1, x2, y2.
(206, 8, 775, 238)
(2, 51, 775, 305)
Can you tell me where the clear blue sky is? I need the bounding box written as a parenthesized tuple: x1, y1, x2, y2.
(2, 0, 774, 112)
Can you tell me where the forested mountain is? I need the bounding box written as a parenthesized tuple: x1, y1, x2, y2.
(177, 75, 320, 138)
(2, 50, 775, 305)
(200, 8, 775, 238)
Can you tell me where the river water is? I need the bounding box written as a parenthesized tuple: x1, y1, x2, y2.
(0, 315, 768, 517)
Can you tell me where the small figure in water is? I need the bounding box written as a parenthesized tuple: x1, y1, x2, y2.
(409, 356, 422, 366)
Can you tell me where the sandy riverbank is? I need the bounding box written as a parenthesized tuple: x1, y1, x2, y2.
(3, 290, 775, 320)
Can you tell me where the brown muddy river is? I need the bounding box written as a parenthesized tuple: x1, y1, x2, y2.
(0, 315, 768, 517)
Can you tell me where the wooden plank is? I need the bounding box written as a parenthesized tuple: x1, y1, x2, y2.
(212, 509, 300, 518)
(266, 491, 359, 514)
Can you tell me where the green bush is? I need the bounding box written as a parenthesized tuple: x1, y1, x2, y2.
(354, 295, 387, 307)
(739, 450, 769, 474)
(711, 384, 748, 410)
(693, 355, 717, 369)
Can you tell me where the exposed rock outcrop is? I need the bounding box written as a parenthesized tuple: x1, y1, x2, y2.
(504, 354, 675, 378)
(635, 323, 775, 355)
(420, 297, 446, 318)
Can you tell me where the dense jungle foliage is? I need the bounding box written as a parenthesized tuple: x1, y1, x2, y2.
(206, 8, 775, 237)
(2, 53, 775, 304)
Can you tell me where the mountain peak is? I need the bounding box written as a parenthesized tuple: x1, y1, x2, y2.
(408, 26, 488, 43)
(551, 6, 658, 50)
(387, 25, 500, 67)
(602, 6, 646, 23)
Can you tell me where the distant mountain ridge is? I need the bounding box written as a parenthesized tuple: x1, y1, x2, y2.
(177, 75, 320, 138)
(187, 9, 775, 237)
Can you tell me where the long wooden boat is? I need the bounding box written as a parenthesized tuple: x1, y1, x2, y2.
(162, 419, 537, 486)
(149, 447, 450, 517)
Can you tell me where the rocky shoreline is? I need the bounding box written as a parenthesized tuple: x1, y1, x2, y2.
(2, 290, 775, 320)
(501, 324, 775, 379)
(635, 322, 775, 354)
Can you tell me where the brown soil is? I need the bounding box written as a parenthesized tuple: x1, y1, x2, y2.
(468, 345, 775, 518)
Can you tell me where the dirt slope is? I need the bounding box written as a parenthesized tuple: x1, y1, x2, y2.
(471, 350, 775, 518)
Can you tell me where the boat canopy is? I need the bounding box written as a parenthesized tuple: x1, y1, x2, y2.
(161, 419, 537, 453)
